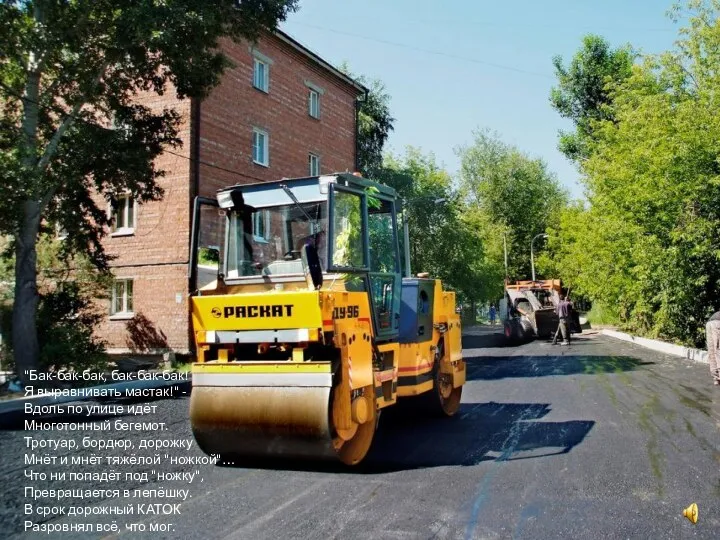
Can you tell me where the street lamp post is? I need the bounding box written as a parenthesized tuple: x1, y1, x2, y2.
(531, 233, 549, 282)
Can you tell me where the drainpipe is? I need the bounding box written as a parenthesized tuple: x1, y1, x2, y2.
(189, 98, 201, 212)
(188, 97, 201, 354)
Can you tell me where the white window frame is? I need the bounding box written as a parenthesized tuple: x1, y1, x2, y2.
(252, 210, 271, 243)
(309, 89, 320, 119)
(110, 193, 135, 236)
(305, 81, 325, 118)
(110, 278, 134, 318)
(252, 128, 269, 167)
(110, 114, 131, 137)
(253, 58, 269, 93)
(309, 153, 320, 176)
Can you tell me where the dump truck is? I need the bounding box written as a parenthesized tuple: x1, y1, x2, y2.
(499, 279, 581, 342)
(188, 173, 466, 466)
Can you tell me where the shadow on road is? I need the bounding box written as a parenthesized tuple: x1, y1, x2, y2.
(465, 355, 654, 381)
(360, 401, 594, 472)
(462, 331, 511, 349)
(229, 402, 595, 474)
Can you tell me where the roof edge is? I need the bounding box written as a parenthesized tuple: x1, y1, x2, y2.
(273, 29, 368, 95)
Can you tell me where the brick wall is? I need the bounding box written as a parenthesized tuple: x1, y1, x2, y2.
(197, 34, 359, 196)
(97, 264, 190, 352)
(96, 32, 360, 355)
(96, 93, 193, 353)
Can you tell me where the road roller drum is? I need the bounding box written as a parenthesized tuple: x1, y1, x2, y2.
(190, 364, 377, 465)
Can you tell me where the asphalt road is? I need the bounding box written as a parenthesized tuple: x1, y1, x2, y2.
(1, 328, 719, 539)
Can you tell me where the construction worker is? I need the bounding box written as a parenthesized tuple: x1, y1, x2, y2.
(706, 310, 720, 386)
(553, 293, 573, 346)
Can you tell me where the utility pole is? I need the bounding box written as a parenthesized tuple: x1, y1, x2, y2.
(503, 233, 508, 280)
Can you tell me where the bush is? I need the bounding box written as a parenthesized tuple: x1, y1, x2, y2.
(198, 247, 219, 265)
(38, 283, 108, 372)
(585, 303, 620, 327)
(0, 235, 109, 376)
(1, 283, 108, 374)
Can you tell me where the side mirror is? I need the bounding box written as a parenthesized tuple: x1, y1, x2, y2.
(301, 243, 323, 290)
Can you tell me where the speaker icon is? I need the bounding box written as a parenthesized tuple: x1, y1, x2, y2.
(682, 503, 698, 524)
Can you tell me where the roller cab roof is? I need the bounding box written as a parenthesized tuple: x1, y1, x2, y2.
(216, 173, 398, 210)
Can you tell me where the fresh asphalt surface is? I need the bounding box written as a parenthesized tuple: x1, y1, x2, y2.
(1, 327, 719, 539)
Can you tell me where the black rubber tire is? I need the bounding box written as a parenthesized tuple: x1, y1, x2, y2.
(504, 319, 524, 344)
(503, 320, 516, 343)
(415, 340, 462, 417)
(519, 319, 534, 341)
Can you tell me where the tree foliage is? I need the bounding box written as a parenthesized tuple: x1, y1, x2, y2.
(457, 129, 567, 287)
(340, 64, 395, 176)
(0, 0, 298, 379)
(376, 148, 487, 303)
(547, 1, 720, 346)
(550, 35, 635, 162)
(0, 235, 111, 373)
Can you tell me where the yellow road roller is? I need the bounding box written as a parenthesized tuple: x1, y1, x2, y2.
(188, 173, 466, 465)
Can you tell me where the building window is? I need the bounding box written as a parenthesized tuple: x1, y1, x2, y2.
(309, 153, 320, 176)
(111, 194, 135, 234)
(110, 279, 134, 316)
(253, 58, 269, 92)
(253, 128, 269, 166)
(309, 89, 320, 119)
(55, 223, 68, 240)
(110, 114, 131, 137)
(252, 210, 270, 242)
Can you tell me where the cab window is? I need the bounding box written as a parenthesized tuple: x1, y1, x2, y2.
(331, 190, 364, 268)
(368, 199, 396, 273)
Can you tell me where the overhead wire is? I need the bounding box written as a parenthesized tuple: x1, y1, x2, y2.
(286, 12, 680, 80)
(329, 13, 678, 34)
(288, 22, 555, 79)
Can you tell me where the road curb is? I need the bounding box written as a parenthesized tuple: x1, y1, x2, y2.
(0, 376, 191, 418)
(600, 329, 708, 365)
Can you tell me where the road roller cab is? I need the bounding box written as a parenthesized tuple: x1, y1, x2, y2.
(188, 173, 466, 465)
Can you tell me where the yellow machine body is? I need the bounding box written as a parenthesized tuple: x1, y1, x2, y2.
(189, 173, 466, 466)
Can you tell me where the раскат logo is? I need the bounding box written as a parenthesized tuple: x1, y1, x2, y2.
(214, 304, 294, 318)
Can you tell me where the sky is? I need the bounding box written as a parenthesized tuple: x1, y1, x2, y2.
(281, 0, 686, 199)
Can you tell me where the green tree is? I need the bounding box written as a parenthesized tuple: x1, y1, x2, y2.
(339, 64, 395, 176)
(539, 202, 636, 319)
(377, 148, 488, 305)
(1, 234, 112, 374)
(550, 34, 635, 162)
(0, 0, 298, 382)
(548, 0, 720, 346)
(457, 129, 567, 284)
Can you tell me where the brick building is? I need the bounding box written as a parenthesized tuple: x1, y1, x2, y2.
(97, 30, 366, 355)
